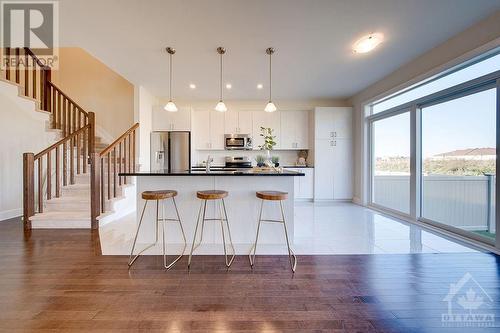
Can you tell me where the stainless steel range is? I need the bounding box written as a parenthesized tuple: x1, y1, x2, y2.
(225, 156, 252, 168)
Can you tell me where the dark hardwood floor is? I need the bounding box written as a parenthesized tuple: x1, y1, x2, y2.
(0, 216, 499, 332)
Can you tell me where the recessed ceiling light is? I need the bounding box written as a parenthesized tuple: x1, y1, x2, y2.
(226, 83, 232, 89)
(189, 83, 196, 89)
(353, 33, 384, 54)
(257, 84, 263, 89)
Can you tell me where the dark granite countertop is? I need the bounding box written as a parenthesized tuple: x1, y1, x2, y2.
(119, 169, 305, 176)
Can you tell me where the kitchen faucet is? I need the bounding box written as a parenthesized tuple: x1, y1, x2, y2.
(206, 155, 213, 172)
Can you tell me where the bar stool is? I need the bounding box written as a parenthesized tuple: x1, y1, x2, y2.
(128, 190, 187, 270)
(188, 190, 235, 268)
(249, 191, 297, 272)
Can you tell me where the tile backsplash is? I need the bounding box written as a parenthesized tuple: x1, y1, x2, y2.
(192, 150, 308, 167)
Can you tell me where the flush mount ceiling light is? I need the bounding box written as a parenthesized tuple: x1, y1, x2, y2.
(264, 47, 277, 112)
(257, 83, 263, 89)
(189, 83, 196, 89)
(214, 47, 228, 112)
(164, 47, 178, 112)
(226, 83, 232, 89)
(352, 33, 384, 54)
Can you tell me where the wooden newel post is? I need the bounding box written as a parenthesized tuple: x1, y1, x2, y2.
(88, 112, 99, 229)
(44, 66, 51, 112)
(90, 152, 100, 229)
(88, 112, 95, 155)
(23, 153, 35, 230)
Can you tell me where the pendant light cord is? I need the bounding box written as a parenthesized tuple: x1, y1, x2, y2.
(169, 52, 173, 101)
(220, 52, 223, 101)
(269, 52, 272, 102)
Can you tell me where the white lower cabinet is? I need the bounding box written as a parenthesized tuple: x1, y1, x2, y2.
(314, 138, 352, 200)
(287, 168, 314, 200)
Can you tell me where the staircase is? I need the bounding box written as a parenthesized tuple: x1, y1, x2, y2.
(2, 47, 138, 229)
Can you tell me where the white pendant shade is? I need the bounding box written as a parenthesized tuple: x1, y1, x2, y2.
(214, 101, 227, 112)
(264, 101, 277, 112)
(164, 100, 178, 112)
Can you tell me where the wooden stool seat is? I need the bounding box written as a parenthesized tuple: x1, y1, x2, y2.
(196, 190, 228, 200)
(141, 190, 178, 201)
(256, 191, 288, 201)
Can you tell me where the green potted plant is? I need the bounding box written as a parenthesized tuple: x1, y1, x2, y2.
(271, 156, 280, 167)
(258, 127, 276, 162)
(255, 155, 266, 167)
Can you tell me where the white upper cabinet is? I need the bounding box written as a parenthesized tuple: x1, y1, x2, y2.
(280, 110, 309, 149)
(314, 107, 352, 140)
(252, 110, 281, 149)
(238, 111, 253, 135)
(332, 107, 352, 139)
(224, 111, 253, 134)
(224, 111, 239, 134)
(314, 107, 335, 140)
(152, 106, 191, 131)
(192, 110, 210, 149)
(193, 110, 226, 149)
(210, 110, 225, 149)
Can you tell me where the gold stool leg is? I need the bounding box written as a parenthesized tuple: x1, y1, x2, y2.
(249, 199, 264, 267)
(162, 197, 187, 270)
(188, 199, 207, 269)
(220, 198, 235, 267)
(279, 200, 297, 272)
(128, 199, 160, 268)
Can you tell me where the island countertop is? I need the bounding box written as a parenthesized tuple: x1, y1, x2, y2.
(119, 169, 305, 176)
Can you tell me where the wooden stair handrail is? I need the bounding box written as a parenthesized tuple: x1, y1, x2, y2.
(23, 112, 97, 229)
(24, 47, 46, 68)
(97, 123, 138, 214)
(34, 124, 90, 159)
(100, 123, 139, 156)
(47, 81, 89, 117)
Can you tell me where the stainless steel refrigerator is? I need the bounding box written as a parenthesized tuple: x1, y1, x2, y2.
(150, 131, 191, 172)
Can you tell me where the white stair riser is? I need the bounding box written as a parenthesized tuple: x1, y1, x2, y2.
(31, 220, 91, 229)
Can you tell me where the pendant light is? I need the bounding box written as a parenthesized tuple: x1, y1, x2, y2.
(214, 47, 227, 112)
(164, 47, 178, 112)
(264, 47, 277, 112)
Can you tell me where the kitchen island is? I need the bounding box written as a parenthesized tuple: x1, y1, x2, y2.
(119, 169, 304, 254)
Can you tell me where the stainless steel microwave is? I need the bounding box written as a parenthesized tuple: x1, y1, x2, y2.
(224, 134, 253, 150)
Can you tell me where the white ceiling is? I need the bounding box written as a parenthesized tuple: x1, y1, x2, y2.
(59, 0, 500, 101)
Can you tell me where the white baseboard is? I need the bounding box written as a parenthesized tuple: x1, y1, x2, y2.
(352, 197, 363, 205)
(0, 208, 22, 221)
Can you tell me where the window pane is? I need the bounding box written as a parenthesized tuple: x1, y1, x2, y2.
(373, 52, 500, 114)
(421, 89, 496, 241)
(372, 112, 411, 214)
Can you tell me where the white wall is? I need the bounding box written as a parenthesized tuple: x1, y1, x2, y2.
(0, 80, 57, 220)
(134, 86, 156, 171)
(349, 10, 500, 205)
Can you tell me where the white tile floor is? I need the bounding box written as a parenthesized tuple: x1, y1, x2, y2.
(99, 202, 479, 255)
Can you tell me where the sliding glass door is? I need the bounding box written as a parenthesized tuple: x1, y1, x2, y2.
(371, 112, 411, 215)
(420, 88, 497, 241)
(367, 49, 500, 247)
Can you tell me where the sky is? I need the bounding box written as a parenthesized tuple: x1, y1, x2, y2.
(372, 53, 499, 159)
